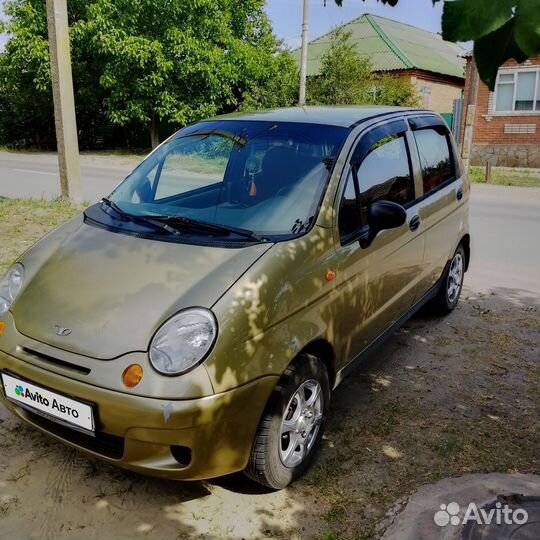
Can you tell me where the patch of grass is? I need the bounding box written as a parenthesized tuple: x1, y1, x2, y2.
(0, 145, 45, 153)
(304, 465, 333, 490)
(431, 433, 465, 458)
(469, 166, 540, 187)
(322, 504, 346, 523)
(80, 148, 149, 157)
(0, 198, 80, 274)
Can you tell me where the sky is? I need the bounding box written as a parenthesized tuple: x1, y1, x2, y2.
(0, 0, 445, 51)
(264, 0, 445, 50)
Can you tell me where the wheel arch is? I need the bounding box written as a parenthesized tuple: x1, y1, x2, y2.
(460, 234, 471, 271)
(298, 338, 336, 389)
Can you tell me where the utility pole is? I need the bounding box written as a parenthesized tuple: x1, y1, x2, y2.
(298, 0, 310, 106)
(46, 0, 82, 204)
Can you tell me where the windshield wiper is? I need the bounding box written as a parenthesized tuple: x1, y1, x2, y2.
(100, 198, 180, 236)
(101, 197, 128, 219)
(101, 199, 264, 242)
(151, 215, 265, 242)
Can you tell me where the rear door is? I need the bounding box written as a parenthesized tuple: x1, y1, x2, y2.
(408, 116, 465, 296)
(333, 119, 426, 363)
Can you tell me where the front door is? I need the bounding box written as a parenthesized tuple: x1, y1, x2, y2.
(333, 119, 425, 365)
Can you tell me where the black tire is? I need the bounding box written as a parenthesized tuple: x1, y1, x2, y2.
(431, 244, 466, 315)
(244, 353, 330, 490)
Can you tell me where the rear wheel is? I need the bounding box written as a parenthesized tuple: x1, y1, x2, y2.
(432, 245, 465, 314)
(244, 354, 330, 489)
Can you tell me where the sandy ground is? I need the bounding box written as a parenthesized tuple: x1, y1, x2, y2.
(1, 285, 538, 540)
(0, 190, 538, 540)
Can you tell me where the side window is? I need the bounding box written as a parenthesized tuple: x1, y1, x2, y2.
(339, 130, 414, 241)
(357, 134, 415, 208)
(412, 128, 455, 195)
(338, 171, 360, 238)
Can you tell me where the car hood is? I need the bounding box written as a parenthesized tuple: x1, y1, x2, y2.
(12, 215, 272, 359)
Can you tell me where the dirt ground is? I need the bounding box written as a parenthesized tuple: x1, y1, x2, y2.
(0, 200, 539, 540)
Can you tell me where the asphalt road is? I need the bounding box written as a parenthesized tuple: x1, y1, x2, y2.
(467, 183, 540, 295)
(1, 151, 539, 295)
(0, 151, 138, 201)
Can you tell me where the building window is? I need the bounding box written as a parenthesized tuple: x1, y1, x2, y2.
(494, 69, 540, 113)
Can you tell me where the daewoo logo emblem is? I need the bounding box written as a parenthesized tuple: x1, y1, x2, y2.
(55, 325, 72, 337)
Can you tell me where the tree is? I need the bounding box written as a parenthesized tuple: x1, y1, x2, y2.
(0, 0, 110, 148)
(0, 0, 58, 147)
(333, 0, 540, 90)
(307, 29, 420, 107)
(0, 0, 299, 149)
(240, 44, 299, 111)
(76, 0, 297, 148)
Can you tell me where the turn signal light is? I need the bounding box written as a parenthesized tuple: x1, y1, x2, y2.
(122, 364, 143, 388)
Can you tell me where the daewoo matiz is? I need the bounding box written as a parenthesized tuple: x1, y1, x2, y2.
(0, 107, 470, 489)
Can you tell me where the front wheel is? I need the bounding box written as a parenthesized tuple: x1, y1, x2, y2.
(244, 354, 330, 490)
(432, 245, 466, 314)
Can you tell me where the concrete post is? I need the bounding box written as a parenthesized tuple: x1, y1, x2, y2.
(298, 0, 310, 106)
(461, 104, 475, 177)
(46, 0, 82, 204)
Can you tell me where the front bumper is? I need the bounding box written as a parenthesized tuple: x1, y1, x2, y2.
(0, 350, 278, 480)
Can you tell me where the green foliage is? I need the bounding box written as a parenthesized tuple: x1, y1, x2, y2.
(0, 0, 56, 147)
(440, 0, 540, 88)
(240, 48, 299, 111)
(307, 30, 420, 107)
(0, 0, 298, 148)
(337, 0, 540, 90)
(370, 75, 420, 107)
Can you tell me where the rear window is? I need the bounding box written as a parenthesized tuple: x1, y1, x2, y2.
(412, 128, 454, 195)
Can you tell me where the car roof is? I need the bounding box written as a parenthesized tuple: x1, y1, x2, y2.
(214, 106, 419, 128)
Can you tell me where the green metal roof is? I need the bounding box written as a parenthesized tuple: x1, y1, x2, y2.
(291, 14, 465, 79)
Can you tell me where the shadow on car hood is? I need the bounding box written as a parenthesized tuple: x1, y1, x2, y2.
(12, 216, 272, 359)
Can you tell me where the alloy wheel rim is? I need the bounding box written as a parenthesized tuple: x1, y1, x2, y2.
(447, 253, 464, 303)
(279, 379, 324, 468)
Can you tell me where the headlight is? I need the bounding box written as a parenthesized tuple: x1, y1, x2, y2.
(0, 263, 24, 316)
(149, 308, 217, 376)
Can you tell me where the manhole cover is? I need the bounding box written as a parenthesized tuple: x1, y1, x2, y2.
(461, 495, 540, 540)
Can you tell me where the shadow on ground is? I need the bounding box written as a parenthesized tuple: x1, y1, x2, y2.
(0, 286, 538, 540)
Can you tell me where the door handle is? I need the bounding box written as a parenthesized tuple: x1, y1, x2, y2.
(456, 187, 464, 201)
(409, 215, 421, 232)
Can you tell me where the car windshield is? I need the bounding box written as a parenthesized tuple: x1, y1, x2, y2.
(109, 120, 348, 239)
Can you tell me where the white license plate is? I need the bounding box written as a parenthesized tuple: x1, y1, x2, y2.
(1, 372, 95, 432)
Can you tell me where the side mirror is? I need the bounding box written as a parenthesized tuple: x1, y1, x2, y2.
(363, 200, 407, 247)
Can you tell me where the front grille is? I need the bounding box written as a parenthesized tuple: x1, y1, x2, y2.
(21, 408, 125, 460)
(20, 347, 91, 375)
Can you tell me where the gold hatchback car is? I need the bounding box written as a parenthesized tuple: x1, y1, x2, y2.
(0, 107, 470, 489)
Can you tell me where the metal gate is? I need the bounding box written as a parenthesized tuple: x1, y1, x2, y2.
(452, 98, 463, 143)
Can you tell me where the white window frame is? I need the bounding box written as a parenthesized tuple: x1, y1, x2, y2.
(493, 67, 540, 115)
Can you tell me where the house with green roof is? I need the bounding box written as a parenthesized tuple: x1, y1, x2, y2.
(291, 13, 465, 115)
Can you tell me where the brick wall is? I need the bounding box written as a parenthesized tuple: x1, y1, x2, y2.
(462, 56, 540, 167)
